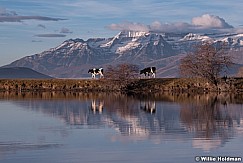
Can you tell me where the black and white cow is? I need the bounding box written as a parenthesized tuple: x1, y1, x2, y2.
(88, 68, 104, 79)
(140, 67, 156, 78)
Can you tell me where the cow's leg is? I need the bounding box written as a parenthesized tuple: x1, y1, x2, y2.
(100, 73, 104, 78)
(92, 73, 96, 79)
(145, 72, 149, 78)
(152, 72, 155, 78)
(148, 72, 151, 78)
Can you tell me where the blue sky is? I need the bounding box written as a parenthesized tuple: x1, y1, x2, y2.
(1, 0, 243, 66)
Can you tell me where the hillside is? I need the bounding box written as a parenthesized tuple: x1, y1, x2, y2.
(0, 67, 53, 79)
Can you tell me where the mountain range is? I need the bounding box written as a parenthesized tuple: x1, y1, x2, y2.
(2, 31, 243, 78)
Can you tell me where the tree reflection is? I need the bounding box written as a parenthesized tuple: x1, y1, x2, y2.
(180, 94, 240, 136)
(179, 93, 243, 151)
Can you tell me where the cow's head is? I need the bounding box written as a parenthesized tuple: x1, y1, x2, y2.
(140, 69, 145, 74)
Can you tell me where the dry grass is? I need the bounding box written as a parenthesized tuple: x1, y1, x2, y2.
(1, 78, 243, 93)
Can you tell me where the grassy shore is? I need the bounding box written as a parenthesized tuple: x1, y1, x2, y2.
(0, 78, 243, 93)
(0, 79, 117, 92)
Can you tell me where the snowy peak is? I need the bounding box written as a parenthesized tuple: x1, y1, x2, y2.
(180, 33, 211, 41)
(179, 32, 243, 48)
(53, 38, 85, 51)
(120, 31, 148, 38)
(112, 31, 148, 39)
(104, 31, 174, 56)
(219, 34, 243, 47)
(100, 31, 148, 48)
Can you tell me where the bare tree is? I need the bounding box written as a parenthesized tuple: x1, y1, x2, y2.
(105, 63, 139, 89)
(179, 42, 233, 86)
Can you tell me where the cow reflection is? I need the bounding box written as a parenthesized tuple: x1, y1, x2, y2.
(90, 100, 104, 114)
(140, 101, 156, 114)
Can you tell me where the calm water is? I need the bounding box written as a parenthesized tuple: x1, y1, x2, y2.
(0, 92, 243, 163)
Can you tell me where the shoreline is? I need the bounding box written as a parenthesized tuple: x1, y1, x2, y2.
(0, 78, 243, 93)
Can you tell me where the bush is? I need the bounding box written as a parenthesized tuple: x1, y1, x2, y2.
(105, 63, 139, 89)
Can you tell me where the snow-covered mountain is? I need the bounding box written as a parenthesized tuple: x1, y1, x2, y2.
(3, 31, 243, 78)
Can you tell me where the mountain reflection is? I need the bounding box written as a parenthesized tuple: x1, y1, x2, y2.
(1, 91, 243, 151)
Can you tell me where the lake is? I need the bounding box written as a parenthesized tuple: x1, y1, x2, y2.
(0, 92, 243, 163)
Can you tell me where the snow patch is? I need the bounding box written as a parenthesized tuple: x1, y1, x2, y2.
(116, 41, 141, 54)
(219, 33, 243, 46)
(180, 33, 211, 41)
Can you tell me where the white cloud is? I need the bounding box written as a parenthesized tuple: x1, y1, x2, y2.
(107, 14, 234, 33)
(192, 14, 233, 29)
(150, 21, 193, 33)
(108, 22, 149, 32)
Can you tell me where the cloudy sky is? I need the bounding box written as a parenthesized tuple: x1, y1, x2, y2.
(1, 0, 243, 66)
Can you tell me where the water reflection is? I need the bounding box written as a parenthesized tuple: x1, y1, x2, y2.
(1, 91, 243, 152)
(140, 101, 156, 114)
(0, 142, 61, 153)
(179, 94, 243, 151)
(90, 100, 104, 114)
